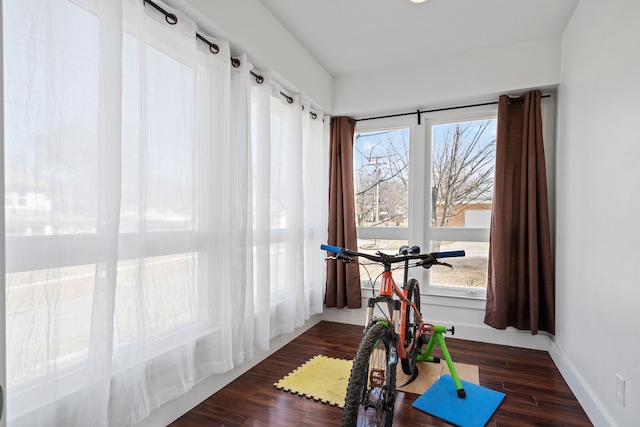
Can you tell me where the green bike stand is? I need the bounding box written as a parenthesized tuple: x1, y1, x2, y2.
(416, 325, 467, 398)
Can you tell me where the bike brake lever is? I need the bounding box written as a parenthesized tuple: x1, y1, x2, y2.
(435, 261, 453, 269)
(326, 255, 355, 264)
(420, 260, 453, 269)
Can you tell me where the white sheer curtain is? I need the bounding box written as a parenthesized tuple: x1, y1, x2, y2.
(302, 103, 330, 321)
(4, 0, 256, 425)
(4, 0, 326, 425)
(251, 86, 327, 344)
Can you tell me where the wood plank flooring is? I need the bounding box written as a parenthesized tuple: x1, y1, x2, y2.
(170, 321, 592, 426)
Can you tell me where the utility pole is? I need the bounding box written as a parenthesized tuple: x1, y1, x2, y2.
(366, 156, 386, 223)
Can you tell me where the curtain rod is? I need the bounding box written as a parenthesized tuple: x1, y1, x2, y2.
(142, 0, 320, 120)
(351, 94, 551, 125)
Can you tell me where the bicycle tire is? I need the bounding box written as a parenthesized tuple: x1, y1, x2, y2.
(401, 278, 421, 376)
(342, 322, 396, 427)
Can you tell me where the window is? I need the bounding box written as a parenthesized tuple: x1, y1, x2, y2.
(354, 123, 410, 285)
(354, 128, 409, 228)
(427, 112, 497, 297)
(354, 107, 497, 297)
(5, 0, 326, 424)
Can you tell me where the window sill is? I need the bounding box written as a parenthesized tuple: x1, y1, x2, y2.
(422, 290, 486, 310)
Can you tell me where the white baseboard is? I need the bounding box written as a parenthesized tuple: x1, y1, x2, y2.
(548, 341, 614, 427)
(322, 307, 551, 351)
(448, 323, 551, 351)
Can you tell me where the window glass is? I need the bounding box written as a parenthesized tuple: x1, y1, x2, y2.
(115, 254, 198, 349)
(429, 241, 488, 289)
(354, 129, 409, 228)
(4, 0, 100, 237)
(6, 264, 96, 387)
(120, 34, 196, 233)
(356, 238, 409, 286)
(429, 118, 496, 290)
(431, 119, 496, 228)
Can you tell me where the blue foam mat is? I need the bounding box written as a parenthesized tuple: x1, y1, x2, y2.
(412, 374, 505, 427)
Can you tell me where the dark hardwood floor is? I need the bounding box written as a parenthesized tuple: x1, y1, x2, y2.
(170, 321, 592, 426)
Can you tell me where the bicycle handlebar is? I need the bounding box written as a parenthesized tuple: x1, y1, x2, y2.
(320, 244, 343, 254)
(434, 250, 466, 259)
(320, 244, 465, 265)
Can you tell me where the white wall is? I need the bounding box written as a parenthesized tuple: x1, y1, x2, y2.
(555, 1, 640, 426)
(333, 36, 562, 117)
(323, 294, 552, 351)
(0, 0, 7, 423)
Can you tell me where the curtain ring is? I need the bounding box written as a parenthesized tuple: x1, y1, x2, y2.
(250, 71, 264, 84)
(280, 92, 293, 104)
(231, 58, 241, 68)
(209, 44, 219, 55)
(165, 13, 178, 25)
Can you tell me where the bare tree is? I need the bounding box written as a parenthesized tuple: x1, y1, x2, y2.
(354, 121, 495, 238)
(432, 120, 495, 228)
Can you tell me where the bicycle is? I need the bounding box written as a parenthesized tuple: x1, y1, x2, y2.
(321, 243, 467, 427)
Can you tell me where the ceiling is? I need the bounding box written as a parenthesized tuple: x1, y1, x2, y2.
(257, 0, 580, 78)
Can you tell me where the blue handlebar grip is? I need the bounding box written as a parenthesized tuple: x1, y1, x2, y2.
(321, 244, 343, 254)
(435, 250, 466, 259)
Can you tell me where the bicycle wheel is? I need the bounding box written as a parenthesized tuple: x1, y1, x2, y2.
(401, 278, 421, 376)
(342, 322, 396, 427)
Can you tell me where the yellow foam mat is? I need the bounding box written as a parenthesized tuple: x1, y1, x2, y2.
(274, 355, 353, 407)
(274, 355, 479, 407)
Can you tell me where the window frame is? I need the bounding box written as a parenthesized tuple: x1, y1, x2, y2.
(354, 106, 499, 300)
(354, 116, 416, 245)
(423, 106, 498, 299)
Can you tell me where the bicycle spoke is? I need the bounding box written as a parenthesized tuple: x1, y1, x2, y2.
(343, 323, 396, 427)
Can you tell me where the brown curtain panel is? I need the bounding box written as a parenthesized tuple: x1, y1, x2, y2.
(325, 117, 361, 309)
(484, 90, 555, 335)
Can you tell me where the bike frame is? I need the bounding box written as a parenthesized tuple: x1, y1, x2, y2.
(375, 269, 421, 360)
(367, 266, 466, 397)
